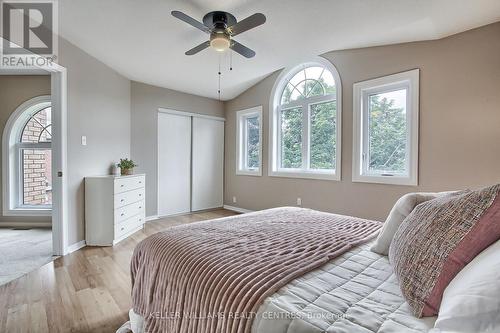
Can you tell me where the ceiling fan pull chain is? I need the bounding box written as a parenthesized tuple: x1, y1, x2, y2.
(218, 55, 222, 101)
(230, 50, 233, 71)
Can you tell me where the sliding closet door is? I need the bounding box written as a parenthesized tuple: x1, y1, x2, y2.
(191, 117, 224, 211)
(158, 112, 191, 216)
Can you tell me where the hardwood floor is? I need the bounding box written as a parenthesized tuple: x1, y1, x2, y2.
(0, 209, 237, 333)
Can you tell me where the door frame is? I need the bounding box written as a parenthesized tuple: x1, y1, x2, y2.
(0, 38, 68, 256)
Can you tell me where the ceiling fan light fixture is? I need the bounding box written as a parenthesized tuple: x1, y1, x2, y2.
(210, 33, 230, 52)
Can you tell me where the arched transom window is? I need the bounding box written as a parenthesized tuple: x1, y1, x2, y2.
(269, 58, 342, 180)
(3, 96, 52, 215)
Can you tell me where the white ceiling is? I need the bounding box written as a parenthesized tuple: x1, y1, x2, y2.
(59, 0, 500, 100)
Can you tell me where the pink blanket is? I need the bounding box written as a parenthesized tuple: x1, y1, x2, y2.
(131, 207, 381, 333)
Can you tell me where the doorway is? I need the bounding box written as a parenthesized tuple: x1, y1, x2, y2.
(0, 38, 69, 259)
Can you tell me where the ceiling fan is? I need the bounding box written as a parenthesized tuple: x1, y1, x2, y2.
(171, 10, 266, 58)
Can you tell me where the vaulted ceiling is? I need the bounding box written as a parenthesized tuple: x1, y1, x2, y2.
(59, 0, 500, 100)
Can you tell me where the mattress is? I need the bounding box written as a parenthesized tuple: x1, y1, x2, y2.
(251, 242, 436, 333)
(125, 241, 436, 333)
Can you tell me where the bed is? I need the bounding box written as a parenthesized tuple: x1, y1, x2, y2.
(121, 206, 438, 333)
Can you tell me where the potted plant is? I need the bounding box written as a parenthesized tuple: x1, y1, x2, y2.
(118, 158, 138, 176)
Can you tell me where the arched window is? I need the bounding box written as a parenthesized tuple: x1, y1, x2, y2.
(3, 96, 52, 215)
(269, 58, 342, 180)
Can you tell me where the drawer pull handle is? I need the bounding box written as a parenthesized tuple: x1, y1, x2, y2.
(139, 181, 142, 184)
(139, 219, 142, 222)
(120, 199, 125, 202)
(121, 227, 124, 231)
(120, 184, 124, 187)
(139, 206, 142, 209)
(121, 213, 125, 216)
(139, 194, 142, 196)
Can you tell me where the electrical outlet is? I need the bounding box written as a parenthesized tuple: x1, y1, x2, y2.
(297, 197, 302, 206)
(232, 196, 237, 203)
(81, 135, 87, 146)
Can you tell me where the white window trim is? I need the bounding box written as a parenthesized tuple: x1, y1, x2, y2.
(236, 106, 262, 176)
(2, 95, 52, 216)
(268, 56, 342, 181)
(352, 69, 419, 186)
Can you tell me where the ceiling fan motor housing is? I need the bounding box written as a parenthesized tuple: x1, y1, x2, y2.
(203, 11, 237, 30)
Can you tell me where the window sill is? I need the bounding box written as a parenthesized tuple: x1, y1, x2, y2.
(352, 174, 417, 186)
(269, 169, 340, 181)
(236, 169, 262, 177)
(3, 207, 52, 217)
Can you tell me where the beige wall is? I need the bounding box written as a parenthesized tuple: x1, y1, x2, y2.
(224, 22, 500, 221)
(0, 75, 51, 225)
(130, 81, 224, 217)
(59, 39, 131, 245)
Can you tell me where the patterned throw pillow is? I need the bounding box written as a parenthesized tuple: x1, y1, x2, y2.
(389, 184, 500, 317)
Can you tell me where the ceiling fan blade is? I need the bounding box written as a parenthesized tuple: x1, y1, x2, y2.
(228, 13, 266, 36)
(171, 11, 210, 33)
(185, 41, 211, 55)
(230, 40, 256, 58)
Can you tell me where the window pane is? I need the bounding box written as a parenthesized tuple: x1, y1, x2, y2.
(320, 70, 336, 95)
(280, 107, 302, 168)
(21, 107, 52, 143)
(22, 149, 52, 205)
(304, 66, 324, 81)
(368, 89, 407, 175)
(281, 83, 294, 105)
(246, 116, 260, 169)
(310, 101, 336, 170)
(280, 66, 336, 106)
(305, 79, 324, 98)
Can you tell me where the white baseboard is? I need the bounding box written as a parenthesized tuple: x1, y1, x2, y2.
(146, 215, 159, 222)
(67, 240, 86, 254)
(223, 205, 253, 214)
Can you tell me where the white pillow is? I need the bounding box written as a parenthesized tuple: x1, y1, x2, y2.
(371, 191, 455, 255)
(434, 240, 500, 332)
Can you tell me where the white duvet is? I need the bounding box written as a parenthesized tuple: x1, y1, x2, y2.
(121, 242, 436, 333)
(252, 242, 436, 333)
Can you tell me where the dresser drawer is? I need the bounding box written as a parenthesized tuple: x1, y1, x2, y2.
(114, 187, 145, 209)
(114, 175, 145, 194)
(115, 200, 145, 223)
(115, 214, 144, 238)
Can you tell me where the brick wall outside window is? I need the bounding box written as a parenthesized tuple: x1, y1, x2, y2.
(21, 108, 52, 205)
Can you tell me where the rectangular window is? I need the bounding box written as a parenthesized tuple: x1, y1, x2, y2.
(21, 149, 52, 206)
(273, 101, 339, 179)
(236, 106, 262, 176)
(353, 69, 419, 185)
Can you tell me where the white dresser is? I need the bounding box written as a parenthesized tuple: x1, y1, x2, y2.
(85, 174, 146, 246)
